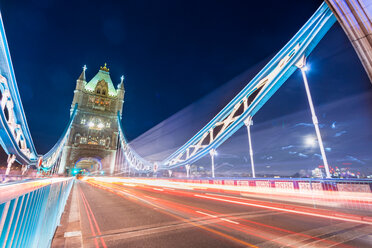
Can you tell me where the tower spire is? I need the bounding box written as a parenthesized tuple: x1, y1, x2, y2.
(118, 75, 125, 90)
(78, 65, 87, 81)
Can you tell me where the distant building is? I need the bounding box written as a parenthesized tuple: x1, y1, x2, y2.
(311, 168, 323, 178)
(58, 64, 125, 175)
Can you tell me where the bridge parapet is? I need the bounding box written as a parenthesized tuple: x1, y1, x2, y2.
(0, 178, 73, 247)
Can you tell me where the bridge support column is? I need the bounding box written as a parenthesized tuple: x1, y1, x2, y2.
(58, 146, 70, 174)
(185, 164, 190, 178)
(296, 56, 332, 179)
(209, 149, 217, 178)
(244, 116, 256, 178)
(109, 150, 117, 175)
(21, 164, 28, 175)
(326, 0, 372, 84)
(5, 154, 16, 176)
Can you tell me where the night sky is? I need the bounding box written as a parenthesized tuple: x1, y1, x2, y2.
(0, 0, 371, 158)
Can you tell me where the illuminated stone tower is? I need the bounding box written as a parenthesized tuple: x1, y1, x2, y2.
(59, 64, 125, 175)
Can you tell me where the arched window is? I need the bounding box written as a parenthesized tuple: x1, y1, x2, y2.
(96, 88, 101, 94)
(102, 89, 106, 95)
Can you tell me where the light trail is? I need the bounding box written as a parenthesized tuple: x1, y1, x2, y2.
(194, 194, 372, 225)
(78, 188, 100, 248)
(83, 178, 355, 247)
(96, 177, 372, 226)
(87, 177, 372, 208)
(86, 179, 259, 248)
(80, 189, 108, 248)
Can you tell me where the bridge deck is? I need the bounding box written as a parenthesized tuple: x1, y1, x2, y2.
(52, 180, 372, 248)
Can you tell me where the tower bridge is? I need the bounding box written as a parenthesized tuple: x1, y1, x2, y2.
(58, 63, 124, 176)
(0, 1, 372, 247)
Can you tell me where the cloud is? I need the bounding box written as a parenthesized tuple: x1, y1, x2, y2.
(313, 153, 322, 159)
(294, 123, 325, 128)
(298, 153, 308, 158)
(281, 145, 294, 150)
(294, 123, 313, 127)
(335, 131, 347, 137)
(345, 155, 366, 165)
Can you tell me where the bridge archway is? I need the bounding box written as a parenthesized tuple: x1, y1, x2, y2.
(74, 157, 103, 174)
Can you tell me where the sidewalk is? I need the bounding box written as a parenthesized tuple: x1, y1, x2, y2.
(52, 182, 83, 247)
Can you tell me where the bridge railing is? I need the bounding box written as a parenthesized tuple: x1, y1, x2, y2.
(0, 177, 73, 248)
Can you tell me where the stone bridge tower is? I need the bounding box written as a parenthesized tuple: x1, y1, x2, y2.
(59, 64, 124, 175)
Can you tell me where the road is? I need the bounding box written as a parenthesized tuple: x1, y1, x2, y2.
(53, 179, 372, 248)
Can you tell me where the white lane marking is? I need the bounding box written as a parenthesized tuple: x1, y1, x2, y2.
(196, 211, 217, 218)
(220, 218, 240, 224)
(64, 231, 82, 238)
(145, 196, 157, 200)
(153, 188, 164, 191)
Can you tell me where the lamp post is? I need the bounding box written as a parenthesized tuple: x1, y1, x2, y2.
(244, 116, 256, 178)
(209, 149, 217, 178)
(296, 56, 331, 178)
(185, 164, 190, 178)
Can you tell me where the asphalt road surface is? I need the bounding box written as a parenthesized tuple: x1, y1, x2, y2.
(55, 179, 372, 248)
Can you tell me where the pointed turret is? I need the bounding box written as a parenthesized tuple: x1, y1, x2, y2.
(76, 65, 87, 91)
(78, 65, 87, 82)
(72, 65, 87, 114)
(116, 75, 125, 116)
(118, 75, 125, 90)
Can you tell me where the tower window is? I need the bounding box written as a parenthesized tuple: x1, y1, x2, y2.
(102, 89, 106, 95)
(96, 88, 101, 94)
(106, 122, 110, 128)
(81, 119, 86, 124)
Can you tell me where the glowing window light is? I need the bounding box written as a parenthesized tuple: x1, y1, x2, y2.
(88, 122, 94, 128)
(98, 123, 104, 129)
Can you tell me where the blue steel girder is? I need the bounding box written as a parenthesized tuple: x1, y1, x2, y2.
(117, 3, 336, 173)
(117, 114, 153, 172)
(161, 3, 336, 170)
(0, 13, 38, 165)
(41, 104, 78, 171)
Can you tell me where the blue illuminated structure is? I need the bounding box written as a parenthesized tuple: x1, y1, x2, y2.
(116, 3, 336, 173)
(0, 178, 73, 247)
(0, 13, 38, 166)
(0, 13, 78, 174)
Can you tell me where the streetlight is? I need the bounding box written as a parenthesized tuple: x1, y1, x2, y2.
(209, 149, 217, 178)
(296, 56, 331, 178)
(185, 164, 190, 178)
(304, 135, 317, 147)
(244, 116, 256, 178)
